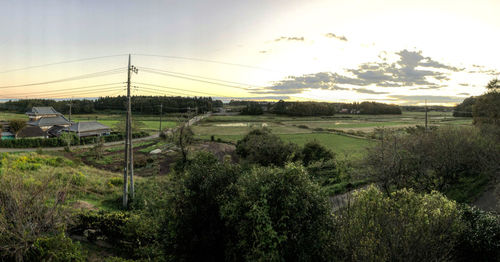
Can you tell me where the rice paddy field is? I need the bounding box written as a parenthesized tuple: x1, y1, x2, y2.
(192, 111, 472, 159)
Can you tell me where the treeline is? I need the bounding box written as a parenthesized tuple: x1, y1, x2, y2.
(229, 100, 401, 116)
(344, 101, 402, 114)
(0, 96, 223, 115)
(271, 100, 337, 116)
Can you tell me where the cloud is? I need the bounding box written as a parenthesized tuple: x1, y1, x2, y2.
(324, 33, 348, 41)
(259, 49, 464, 95)
(274, 36, 305, 42)
(353, 88, 389, 94)
(388, 95, 464, 104)
(457, 92, 470, 96)
(259, 50, 268, 54)
(459, 83, 469, 86)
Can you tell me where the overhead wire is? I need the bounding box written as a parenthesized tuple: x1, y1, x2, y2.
(0, 54, 128, 74)
(0, 67, 126, 89)
(132, 53, 281, 73)
(132, 82, 228, 97)
(0, 82, 125, 97)
(139, 68, 255, 91)
(138, 66, 264, 89)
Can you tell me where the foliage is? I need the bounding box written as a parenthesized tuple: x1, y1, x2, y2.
(473, 90, 500, 127)
(0, 131, 149, 148)
(271, 100, 337, 116)
(168, 125, 194, 163)
(236, 128, 299, 166)
(2, 96, 222, 114)
(30, 232, 86, 262)
(336, 186, 463, 262)
(221, 163, 337, 261)
(240, 102, 264, 115)
(8, 119, 27, 135)
(301, 140, 334, 166)
(0, 165, 71, 260)
(161, 152, 240, 261)
(453, 96, 476, 117)
(455, 205, 500, 261)
(365, 126, 499, 199)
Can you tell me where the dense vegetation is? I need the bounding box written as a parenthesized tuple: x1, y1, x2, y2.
(271, 100, 337, 116)
(0, 96, 223, 114)
(453, 96, 475, 117)
(0, 131, 149, 148)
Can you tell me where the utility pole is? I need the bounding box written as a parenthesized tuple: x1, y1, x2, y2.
(67, 101, 72, 122)
(159, 103, 163, 133)
(425, 99, 428, 131)
(123, 54, 138, 208)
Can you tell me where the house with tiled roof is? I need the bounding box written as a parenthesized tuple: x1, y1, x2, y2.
(26, 107, 71, 131)
(67, 122, 111, 137)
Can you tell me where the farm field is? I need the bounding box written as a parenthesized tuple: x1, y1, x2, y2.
(193, 111, 472, 158)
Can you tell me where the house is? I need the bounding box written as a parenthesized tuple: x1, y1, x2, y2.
(67, 122, 111, 137)
(26, 107, 71, 131)
(17, 126, 47, 139)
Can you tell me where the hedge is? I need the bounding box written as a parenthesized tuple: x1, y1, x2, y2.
(0, 132, 149, 148)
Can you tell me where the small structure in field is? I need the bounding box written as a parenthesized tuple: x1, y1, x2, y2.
(67, 122, 111, 137)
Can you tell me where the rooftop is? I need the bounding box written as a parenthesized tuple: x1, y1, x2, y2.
(26, 106, 62, 116)
(28, 115, 71, 127)
(68, 122, 110, 133)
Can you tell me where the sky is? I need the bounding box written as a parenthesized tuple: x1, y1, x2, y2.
(0, 0, 499, 105)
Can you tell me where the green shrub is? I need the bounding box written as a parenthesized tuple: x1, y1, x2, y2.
(301, 140, 334, 166)
(221, 163, 337, 261)
(30, 232, 86, 262)
(335, 185, 463, 262)
(236, 128, 299, 167)
(455, 205, 500, 261)
(161, 152, 240, 261)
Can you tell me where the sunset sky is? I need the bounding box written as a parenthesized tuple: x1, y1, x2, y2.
(1, 0, 499, 105)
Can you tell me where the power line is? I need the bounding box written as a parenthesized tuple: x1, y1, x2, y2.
(133, 82, 228, 97)
(133, 53, 281, 73)
(0, 68, 126, 89)
(0, 82, 125, 97)
(140, 68, 255, 91)
(0, 54, 128, 74)
(139, 66, 264, 89)
(1, 86, 125, 99)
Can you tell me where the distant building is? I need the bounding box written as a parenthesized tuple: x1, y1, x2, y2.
(67, 122, 111, 137)
(26, 107, 71, 131)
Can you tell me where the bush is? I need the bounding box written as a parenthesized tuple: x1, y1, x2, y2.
(161, 152, 240, 261)
(335, 186, 463, 261)
(29, 232, 86, 262)
(365, 126, 499, 199)
(236, 128, 299, 167)
(301, 140, 334, 166)
(221, 163, 337, 261)
(455, 205, 500, 261)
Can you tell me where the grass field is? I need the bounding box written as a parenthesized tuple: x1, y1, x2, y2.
(193, 111, 472, 158)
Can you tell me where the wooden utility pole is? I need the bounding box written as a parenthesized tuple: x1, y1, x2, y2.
(159, 103, 163, 133)
(123, 54, 138, 208)
(67, 102, 72, 122)
(425, 99, 428, 130)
